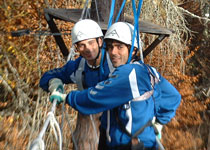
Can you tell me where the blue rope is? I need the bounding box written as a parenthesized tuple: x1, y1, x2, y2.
(100, 0, 143, 77)
(115, 0, 127, 22)
(127, 0, 143, 63)
(99, 0, 116, 78)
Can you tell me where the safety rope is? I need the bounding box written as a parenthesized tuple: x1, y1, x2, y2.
(156, 136, 165, 150)
(30, 99, 63, 150)
(99, 0, 116, 76)
(90, 114, 99, 143)
(61, 100, 78, 150)
(94, 0, 100, 23)
(80, 0, 90, 20)
(115, 0, 127, 22)
(127, 0, 144, 63)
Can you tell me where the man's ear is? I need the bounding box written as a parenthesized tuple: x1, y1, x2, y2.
(98, 38, 103, 47)
(132, 48, 137, 56)
(74, 44, 78, 52)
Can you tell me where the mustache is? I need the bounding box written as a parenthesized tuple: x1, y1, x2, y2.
(84, 50, 91, 54)
(111, 55, 120, 59)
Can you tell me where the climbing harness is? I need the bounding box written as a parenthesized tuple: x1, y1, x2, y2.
(30, 99, 62, 150)
(110, 63, 165, 150)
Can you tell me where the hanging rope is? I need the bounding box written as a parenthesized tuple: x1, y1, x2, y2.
(94, 0, 100, 23)
(60, 97, 78, 150)
(127, 0, 144, 63)
(115, 0, 127, 22)
(90, 114, 99, 143)
(80, 0, 90, 20)
(99, 0, 116, 77)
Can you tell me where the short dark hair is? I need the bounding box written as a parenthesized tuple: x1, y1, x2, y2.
(105, 39, 131, 51)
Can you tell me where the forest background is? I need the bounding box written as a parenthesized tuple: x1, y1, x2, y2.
(0, 0, 210, 150)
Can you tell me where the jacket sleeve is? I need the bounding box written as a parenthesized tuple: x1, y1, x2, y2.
(39, 57, 81, 92)
(154, 72, 181, 125)
(66, 65, 136, 115)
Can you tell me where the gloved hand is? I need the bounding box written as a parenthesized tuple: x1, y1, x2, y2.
(48, 78, 64, 93)
(50, 89, 67, 104)
(152, 117, 163, 139)
(153, 122, 163, 139)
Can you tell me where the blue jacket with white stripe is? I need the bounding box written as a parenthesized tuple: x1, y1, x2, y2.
(67, 61, 181, 148)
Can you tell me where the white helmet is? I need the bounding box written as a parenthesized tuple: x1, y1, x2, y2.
(71, 19, 103, 44)
(104, 22, 140, 48)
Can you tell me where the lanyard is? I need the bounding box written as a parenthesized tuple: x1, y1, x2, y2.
(127, 0, 143, 63)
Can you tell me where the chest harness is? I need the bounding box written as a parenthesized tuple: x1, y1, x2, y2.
(75, 52, 114, 91)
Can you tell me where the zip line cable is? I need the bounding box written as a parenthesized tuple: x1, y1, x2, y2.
(9, 29, 71, 37)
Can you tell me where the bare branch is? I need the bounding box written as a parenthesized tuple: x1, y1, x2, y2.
(0, 75, 16, 100)
(178, 6, 210, 22)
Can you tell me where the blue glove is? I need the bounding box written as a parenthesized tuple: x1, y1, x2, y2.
(48, 78, 64, 93)
(50, 88, 67, 104)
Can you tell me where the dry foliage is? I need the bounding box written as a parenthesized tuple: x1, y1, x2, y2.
(0, 0, 209, 150)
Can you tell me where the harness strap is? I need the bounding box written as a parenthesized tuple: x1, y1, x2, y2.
(114, 108, 132, 137)
(132, 120, 153, 138)
(114, 108, 153, 138)
(113, 64, 160, 141)
(75, 58, 86, 90)
(106, 52, 115, 73)
(132, 90, 154, 101)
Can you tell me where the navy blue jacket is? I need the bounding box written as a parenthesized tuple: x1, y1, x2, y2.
(40, 56, 111, 92)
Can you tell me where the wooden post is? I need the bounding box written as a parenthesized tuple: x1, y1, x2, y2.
(73, 0, 124, 150)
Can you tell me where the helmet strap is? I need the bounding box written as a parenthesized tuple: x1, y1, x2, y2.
(127, 45, 138, 62)
(90, 37, 101, 69)
(95, 38, 101, 60)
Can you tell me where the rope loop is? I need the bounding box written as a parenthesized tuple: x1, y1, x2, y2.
(29, 138, 45, 150)
(47, 111, 63, 150)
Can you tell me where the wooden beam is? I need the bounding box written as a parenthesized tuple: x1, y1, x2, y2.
(44, 11, 69, 57)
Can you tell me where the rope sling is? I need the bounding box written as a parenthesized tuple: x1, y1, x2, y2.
(29, 99, 62, 150)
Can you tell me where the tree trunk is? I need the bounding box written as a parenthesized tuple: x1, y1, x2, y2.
(73, 1, 124, 149)
(73, 113, 101, 150)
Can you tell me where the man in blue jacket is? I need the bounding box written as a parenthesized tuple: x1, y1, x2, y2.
(39, 19, 114, 150)
(50, 22, 181, 150)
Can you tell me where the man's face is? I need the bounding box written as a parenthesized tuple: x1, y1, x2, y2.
(107, 41, 129, 68)
(76, 38, 102, 61)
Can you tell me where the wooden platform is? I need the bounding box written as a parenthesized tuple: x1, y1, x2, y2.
(44, 8, 173, 35)
(44, 8, 173, 57)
